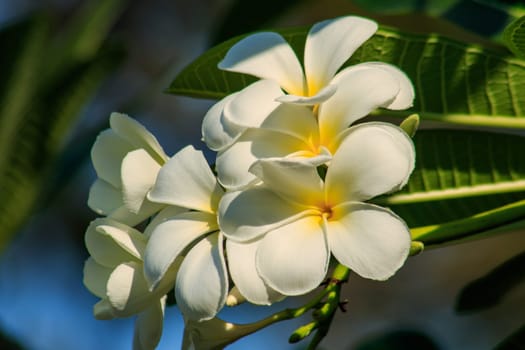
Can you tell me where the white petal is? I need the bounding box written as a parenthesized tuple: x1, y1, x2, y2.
(84, 218, 146, 267)
(275, 84, 337, 105)
(83, 257, 111, 298)
(224, 79, 283, 127)
(143, 206, 189, 238)
(325, 123, 415, 203)
(175, 233, 228, 321)
(148, 145, 223, 213)
(216, 129, 305, 190)
(144, 211, 218, 289)
(218, 32, 305, 95)
(304, 16, 377, 94)
(318, 64, 400, 144)
(256, 216, 329, 295)
(202, 93, 245, 151)
(110, 112, 167, 163)
(93, 299, 115, 320)
(106, 262, 155, 316)
(133, 297, 166, 350)
(218, 188, 311, 242)
(249, 158, 324, 206)
(359, 62, 415, 110)
(87, 179, 122, 215)
(91, 129, 132, 188)
(108, 201, 163, 228)
(226, 239, 284, 305)
(326, 202, 411, 280)
(121, 149, 162, 213)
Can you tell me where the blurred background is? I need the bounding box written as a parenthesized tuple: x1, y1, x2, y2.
(0, 0, 524, 349)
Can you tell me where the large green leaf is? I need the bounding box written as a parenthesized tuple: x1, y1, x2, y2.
(378, 129, 525, 227)
(504, 15, 525, 59)
(168, 26, 525, 129)
(0, 1, 126, 252)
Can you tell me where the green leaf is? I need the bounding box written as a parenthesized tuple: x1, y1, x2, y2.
(168, 26, 525, 129)
(0, 4, 125, 252)
(455, 251, 525, 313)
(504, 15, 525, 59)
(494, 324, 525, 350)
(376, 130, 525, 228)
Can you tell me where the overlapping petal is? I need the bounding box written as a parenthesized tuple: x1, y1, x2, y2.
(249, 158, 324, 206)
(219, 187, 313, 242)
(83, 258, 111, 298)
(88, 179, 122, 215)
(148, 145, 223, 213)
(218, 32, 305, 96)
(91, 129, 132, 188)
(325, 123, 415, 203)
(121, 149, 163, 214)
(304, 16, 378, 95)
(256, 215, 329, 295)
(318, 64, 401, 144)
(175, 233, 228, 321)
(84, 218, 146, 267)
(144, 211, 218, 289)
(110, 112, 168, 163)
(226, 239, 283, 305)
(133, 297, 166, 350)
(326, 202, 411, 280)
(202, 93, 245, 151)
(216, 129, 307, 189)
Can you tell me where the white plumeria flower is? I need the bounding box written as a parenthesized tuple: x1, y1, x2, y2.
(83, 218, 178, 350)
(202, 17, 414, 189)
(89, 112, 168, 226)
(204, 62, 414, 189)
(219, 16, 392, 105)
(181, 317, 263, 350)
(143, 145, 282, 322)
(219, 123, 415, 296)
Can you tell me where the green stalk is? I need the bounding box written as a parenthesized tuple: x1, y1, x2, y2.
(411, 198, 525, 245)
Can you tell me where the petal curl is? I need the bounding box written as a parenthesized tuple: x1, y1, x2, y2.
(256, 215, 329, 295)
(216, 129, 305, 190)
(110, 112, 167, 163)
(218, 32, 305, 95)
(88, 179, 122, 215)
(148, 145, 223, 213)
(121, 149, 162, 213)
(304, 16, 377, 94)
(359, 62, 415, 110)
(326, 202, 411, 280)
(144, 211, 218, 289)
(325, 123, 415, 203)
(84, 218, 146, 267)
(133, 297, 166, 350)
(218, 188, 311, 242)
(318, 63, 400, 144)
(91, 129, 132, 188)
(226, 239, 283, 305)
(175, 233, 228, 321)
(249, 158, 324, 206)
(202, 93, 245, 151)
(83, 257, 111, 298)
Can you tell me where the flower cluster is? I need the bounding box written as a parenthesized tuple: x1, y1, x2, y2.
(83, 16, 416, 350)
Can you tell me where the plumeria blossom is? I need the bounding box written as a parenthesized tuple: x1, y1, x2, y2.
(89, 112, 168, 226)
(83, 218, 178, 350)
(203, 63, 413, 190)
(202, 17, 414, 189)
(219, 123, 415, 295)
(143, 145, 282, 322)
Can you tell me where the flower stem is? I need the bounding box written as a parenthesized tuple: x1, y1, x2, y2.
(229, 264, 351, 348)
